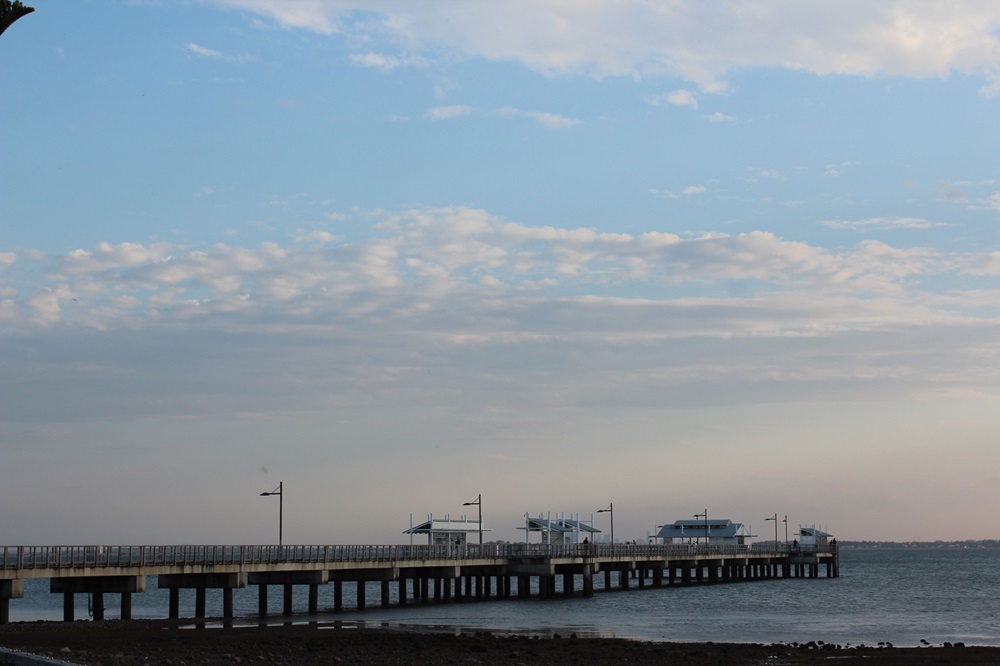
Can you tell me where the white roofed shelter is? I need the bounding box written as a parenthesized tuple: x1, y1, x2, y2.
(518, 513, 601, 545)
(655, 518, 748, 545)
(403, 514, 488, 546)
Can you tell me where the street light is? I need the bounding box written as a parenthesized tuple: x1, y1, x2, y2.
(693, 509, 708, 545)
(598, 503, 614, 544)
(765, 513, 778, 547)
(783, 515, 788, 545)
(260, 482, 283, 546)
(463, 494, 482, 545)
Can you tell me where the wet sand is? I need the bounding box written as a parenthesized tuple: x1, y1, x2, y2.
(2, 620, 998, 665)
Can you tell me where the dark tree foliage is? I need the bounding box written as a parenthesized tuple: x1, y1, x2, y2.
(0, 0, 34, 39)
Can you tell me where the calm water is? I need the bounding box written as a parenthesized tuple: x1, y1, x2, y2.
(7, 548, 999, 646)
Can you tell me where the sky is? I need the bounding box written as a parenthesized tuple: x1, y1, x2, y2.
(2, 1, 1000, 546)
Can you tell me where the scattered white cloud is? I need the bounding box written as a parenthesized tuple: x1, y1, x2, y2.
(0, 252, 14, 271)
(426, 105, 474, 120)
(681, 185, 706, 196)
(824, 161, 859, 177)
(206, 1, 1000, 94)
(186, 42, 224, 59)
(494, 106, 582, 129)
(821, 216, 942, 231)
(703, 112, 736, 123)
(748, 168, 783, 181)
(989, 192, 1000, 212)
(349, 51, 427, 71)
(184, 42, 251, 63)
(647, 89, 698, 108)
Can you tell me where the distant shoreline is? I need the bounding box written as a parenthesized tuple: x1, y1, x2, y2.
(838, 540, 1000, 548)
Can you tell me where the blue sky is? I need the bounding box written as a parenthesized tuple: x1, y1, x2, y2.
(2, 1, 1000, 544)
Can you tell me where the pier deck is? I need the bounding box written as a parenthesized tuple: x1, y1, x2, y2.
(0, 543, 838, 624)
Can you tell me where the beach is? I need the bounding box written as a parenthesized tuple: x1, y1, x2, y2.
(2, 620, 998, 665)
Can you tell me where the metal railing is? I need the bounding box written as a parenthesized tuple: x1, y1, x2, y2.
(1, 542, 835, 573)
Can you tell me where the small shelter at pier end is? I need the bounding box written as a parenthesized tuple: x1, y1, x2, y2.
(797, 525, 832, 549)
(655, 518, 748, 545)
(403, 514, 487, 546)
(518, 514, 601, 545)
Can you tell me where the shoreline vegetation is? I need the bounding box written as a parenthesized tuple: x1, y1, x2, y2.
(839, 540, 1000, 549)
(2, 620, 1000, 665)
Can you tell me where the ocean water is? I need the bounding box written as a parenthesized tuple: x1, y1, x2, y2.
(6, 548, 999, 647)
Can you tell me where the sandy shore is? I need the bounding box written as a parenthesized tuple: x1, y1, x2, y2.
(2, 619, 998, 665)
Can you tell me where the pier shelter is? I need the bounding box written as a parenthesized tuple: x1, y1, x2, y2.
(656, 519, 748, 545)
(403, 516, 486, 546)
(518, 514, 601, 545)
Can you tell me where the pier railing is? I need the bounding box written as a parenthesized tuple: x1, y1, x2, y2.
(1, 542, 834, 572)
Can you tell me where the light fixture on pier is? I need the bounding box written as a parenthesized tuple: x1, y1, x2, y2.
(260, 482, 283, 546)
(598, 503, 614, 544)
(765, 513, 778, 546)
(463, 494, 482, 545)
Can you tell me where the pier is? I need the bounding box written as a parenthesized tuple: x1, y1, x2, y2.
(0, 542, 837, 624)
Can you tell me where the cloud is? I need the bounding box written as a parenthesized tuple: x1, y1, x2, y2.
(495, 106, 581, 129)
(426, 105, 475, 120)
(824, 161, 859, 177)
(184, 42, 251, 63)
(681, 185, 706, 196)
(349, 51, 427, 71)
(703, 112, 735, 123)
(748, 168, 783, 181)
(204, 1, 1000, 94)
(647, 89, 698, 108)
(821, 216, 942, 231)
(989, 192, 1000, 212)
(3, 207, 950, 338)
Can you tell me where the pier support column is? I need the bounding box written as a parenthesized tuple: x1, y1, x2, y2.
(604, 570, 612, 590)
(283, 584, 293, 616)
(195, 588, 206, 619)
(443, 577, 452, 601)
(397, 578, 406, 605)
(258, 585, 268, 616)
(223, 588, 234, 619)
(562, 573, 574, 596)
(484, 575, 492, 598)
(335, 581, 343, 610)
(421, 577, 430, 604)
(121, 592, 132, 621)
(356, 581, 366, 609)
(619, 570, 629, 589)
(475, 576, 483, 599)
(434, 577, 442, 602)
(92, 592, 105, 621)
(681, 567, 692, 585)
(653, 569, 663, 587)
(381, 581, 391, 608)
(309, 584, 319, 614)
(583, 571, 594, 597)
(63, 593, 74, 622)
(0, 580, 22, 625)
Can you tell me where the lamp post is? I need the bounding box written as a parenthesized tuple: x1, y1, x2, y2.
(598, 503, 614, 544)
(463, 494, 482, 545)
(260, 482, 283, 546)
(783, 515, 788, 545)
(693, 509, 708, 545)
(765, 513, 778, 548)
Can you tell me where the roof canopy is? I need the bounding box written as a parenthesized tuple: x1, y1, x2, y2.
(655, 519, 742, 539)
(518, 516, 601, 534)
(403, 518, 488, 535)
